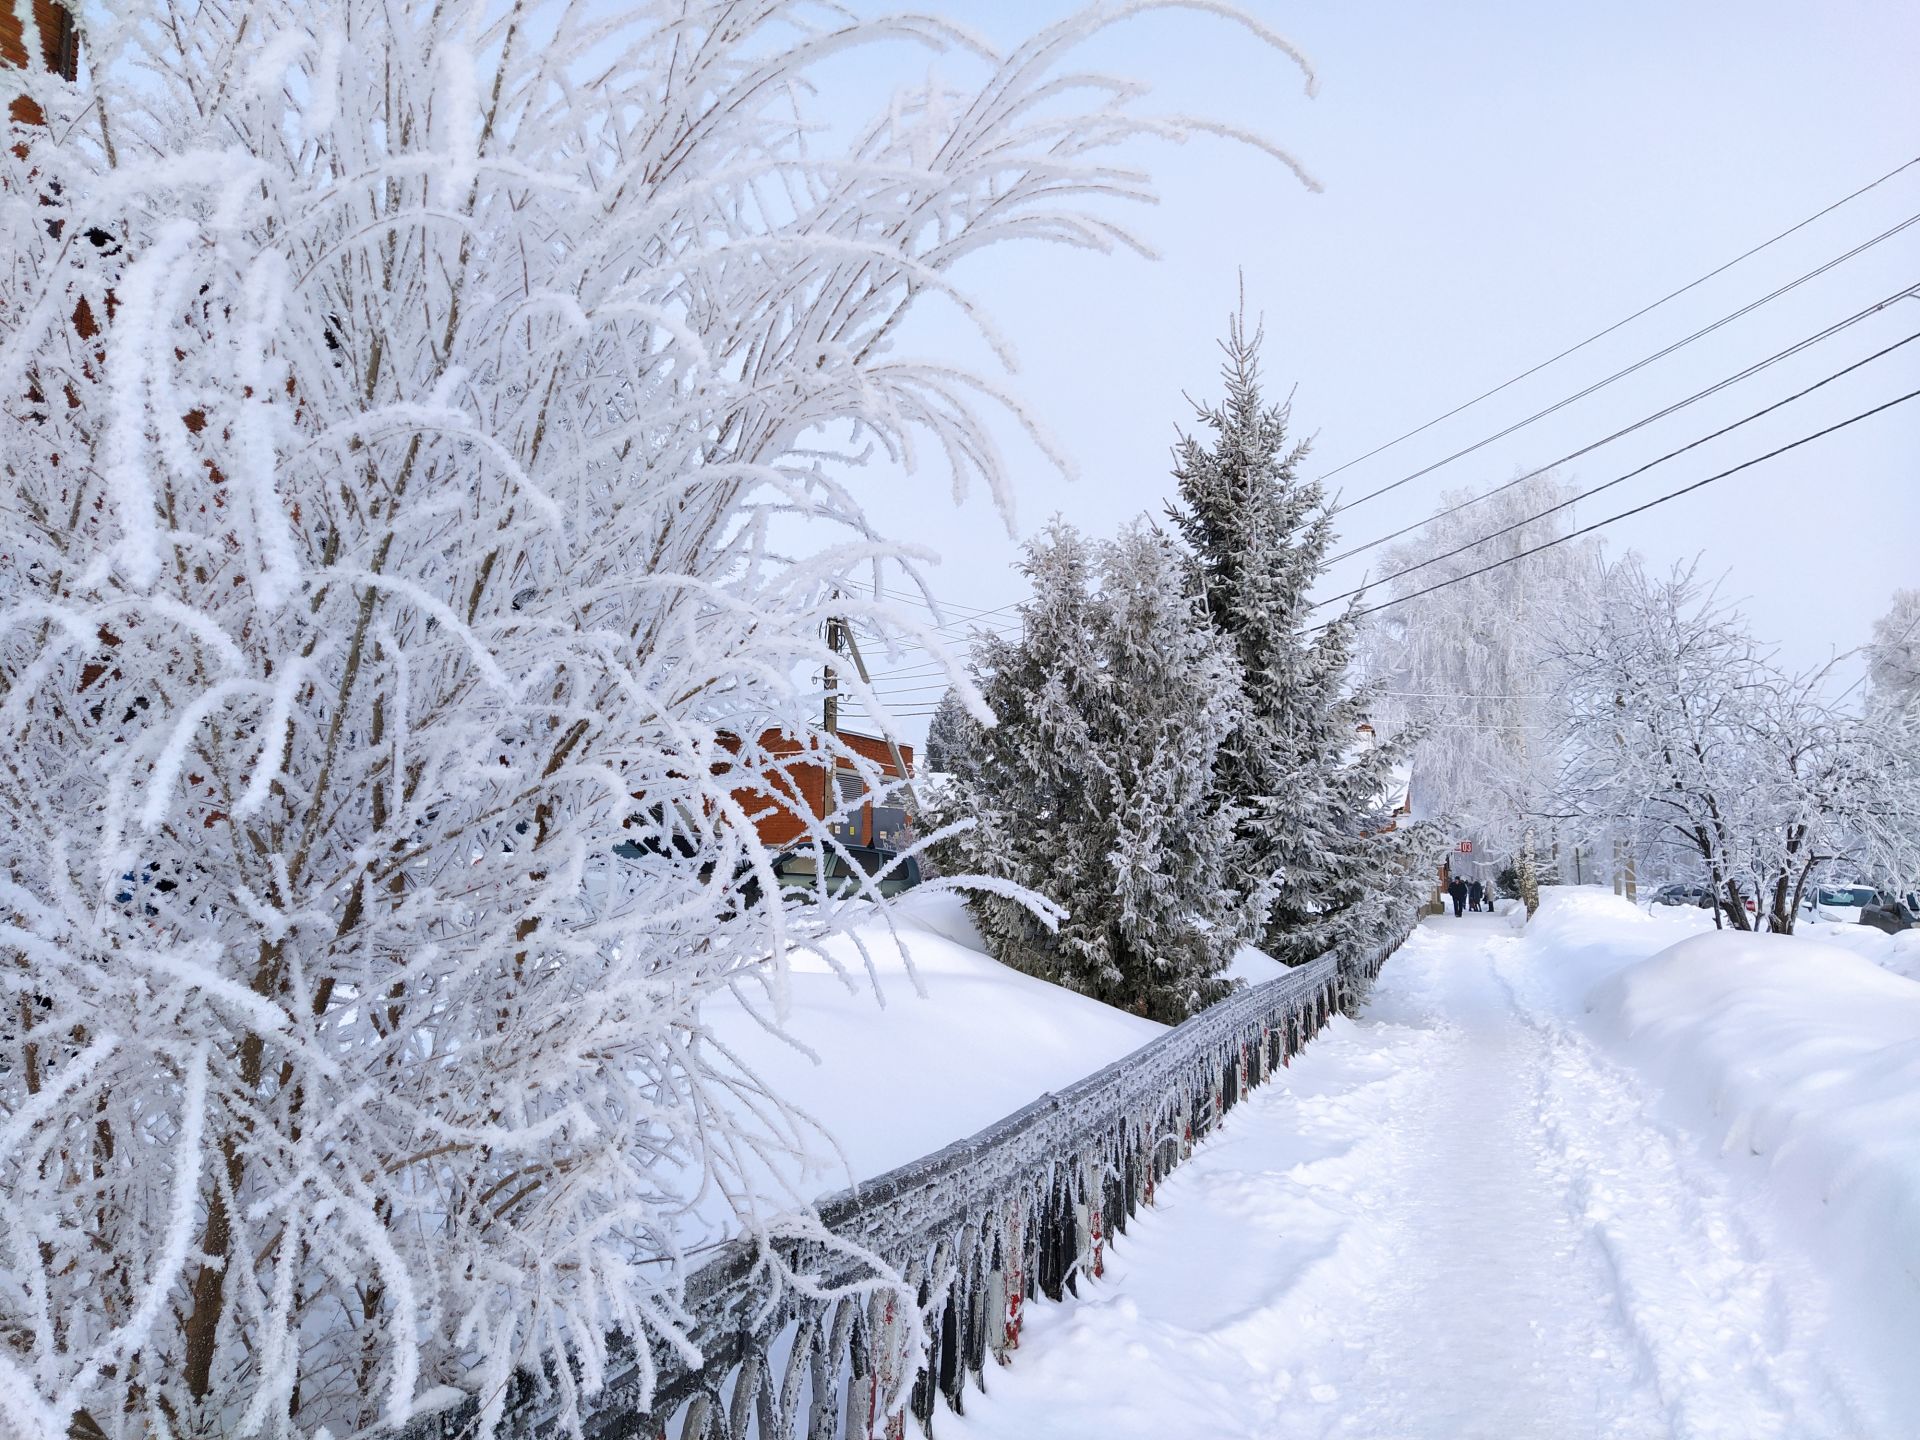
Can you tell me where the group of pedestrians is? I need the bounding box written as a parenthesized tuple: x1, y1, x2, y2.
(1447, 872, 1490, 917)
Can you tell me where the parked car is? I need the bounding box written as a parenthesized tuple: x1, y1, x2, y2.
(1799, 884, 1878, 925)
(1859, 890, 1919, 935)
(1651, 883, 1709, 907)
(739, 844, 923, 908)
(1695, 889, 1757, 915)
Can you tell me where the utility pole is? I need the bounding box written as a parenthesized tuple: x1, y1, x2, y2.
(823, 615, 844, 735)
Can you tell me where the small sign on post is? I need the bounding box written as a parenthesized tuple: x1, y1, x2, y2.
(1456, 840, 1473, 854)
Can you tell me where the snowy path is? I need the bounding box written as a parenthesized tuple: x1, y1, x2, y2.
(945, 912, 1901, 1440)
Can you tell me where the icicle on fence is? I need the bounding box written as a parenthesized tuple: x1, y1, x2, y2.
(390, 927, 1402, 1440)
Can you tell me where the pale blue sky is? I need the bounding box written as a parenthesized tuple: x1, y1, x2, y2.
(825, 1, 1919, 732)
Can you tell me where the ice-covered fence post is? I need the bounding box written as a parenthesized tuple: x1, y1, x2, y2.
(1074, 1152, 1104, 1281)
(729, 1350, 765, 1437)
(678, 1390, 715, 1440)
(847, 1285, 908, 1440)
(810, 1299, 855, 1440)
(986, 1201, 1023, 1361)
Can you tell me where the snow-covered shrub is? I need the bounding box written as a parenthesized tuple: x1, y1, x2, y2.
(0, 3, 1317, 1436)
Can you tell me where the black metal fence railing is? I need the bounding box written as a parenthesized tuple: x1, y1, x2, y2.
(397, 927, 1404, 1440)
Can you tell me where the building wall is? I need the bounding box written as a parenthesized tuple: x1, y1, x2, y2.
(719, 729, 915, 852)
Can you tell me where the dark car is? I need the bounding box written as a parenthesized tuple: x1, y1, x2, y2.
(1859, 890, 1919, 935)
(1651, 883, 1709, 907)
(739, 845, 923, 908)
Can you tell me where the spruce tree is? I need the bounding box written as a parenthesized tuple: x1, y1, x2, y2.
(949, 521, 1244, 1019)
(1168, 321, 1429, 963)
(924, 687, 977, 774)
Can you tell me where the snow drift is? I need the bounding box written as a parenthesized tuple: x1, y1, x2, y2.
(700, 892, 1166, 1210)
(1588, 928, 1920, 1407)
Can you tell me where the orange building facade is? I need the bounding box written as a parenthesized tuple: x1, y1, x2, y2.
(718, 728, 916, 853)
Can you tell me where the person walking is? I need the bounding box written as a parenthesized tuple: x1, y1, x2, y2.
(1468, 878, 1485, 913)
(1449, 874, 1468, 918)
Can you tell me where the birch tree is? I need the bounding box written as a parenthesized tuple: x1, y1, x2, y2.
(1360, 472, 1601, 912)
(0, 3, 1320, 1437)
(1556, 559, 1915, 932)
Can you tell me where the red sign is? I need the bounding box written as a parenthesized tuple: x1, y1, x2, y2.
(1456, 840, 1473, 853)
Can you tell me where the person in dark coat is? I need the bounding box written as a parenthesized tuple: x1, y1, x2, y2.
(1468, 878, 1485, 913)
(1448, 875, 1468, 918)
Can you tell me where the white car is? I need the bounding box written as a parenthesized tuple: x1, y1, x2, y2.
(1802, 884, 1877, 925)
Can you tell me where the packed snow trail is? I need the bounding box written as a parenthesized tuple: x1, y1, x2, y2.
(945, 910, 1900, 1439)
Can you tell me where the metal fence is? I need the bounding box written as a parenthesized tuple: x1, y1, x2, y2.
(399, 928, 1403, 1440)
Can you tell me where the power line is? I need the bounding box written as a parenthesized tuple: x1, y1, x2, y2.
(1315, 154, 1920, 488)
(1324, 282, 1920, 569)
(1327, 385, 1920, 630)
(1315, 326, 1920, 611)
(1328, 206, 1920, 516)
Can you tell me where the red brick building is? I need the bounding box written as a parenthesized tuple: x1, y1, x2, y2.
(719, 728, 916, 852)
(3, 1, 77, 122)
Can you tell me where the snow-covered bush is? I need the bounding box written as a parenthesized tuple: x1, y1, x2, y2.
(0, 3, 1318, 1436)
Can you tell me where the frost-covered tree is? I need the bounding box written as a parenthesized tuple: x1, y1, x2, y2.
(1359, 472, 1602, 913)
(1168, 321, 1428, 962)
(946, 521, 1243, 1019)
(0, 3, 1320, 1437)
(1556, 559, 1916, 932)
(1867, 589, 1920, 715)
(923, 687, 977, 774)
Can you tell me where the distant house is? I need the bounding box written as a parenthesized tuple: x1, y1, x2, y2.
(2, 1, 77, 110)
(4, 0, 77, 205)
(719, 728, 915, 853)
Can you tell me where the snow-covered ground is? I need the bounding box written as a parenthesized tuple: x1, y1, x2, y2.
(699, 892, 1165, 1217)
(934, 890, 1920, 1439)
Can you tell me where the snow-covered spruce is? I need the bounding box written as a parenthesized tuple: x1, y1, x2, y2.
(0, 4, 1320, 1438)
(940, 522, 1244, 1021)
(1166, 321, 1436, 963)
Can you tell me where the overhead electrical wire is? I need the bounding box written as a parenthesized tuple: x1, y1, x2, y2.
(1324, 281, 1920, 569)
(1320, 385, 1920, 632)
(1314, 153, 1920, 489)
(825, 164, 1920, 688)
(1327, 206, 1920, 516)
(1314, 325, 1920, 611)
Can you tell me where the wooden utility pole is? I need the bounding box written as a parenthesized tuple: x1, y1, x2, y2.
(823, 615, 844, 734)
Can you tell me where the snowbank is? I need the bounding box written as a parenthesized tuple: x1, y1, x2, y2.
(1795, 915, 1920, 984)
(704, 892, 1164, 1199)
(1587, 928, 1920, 1401)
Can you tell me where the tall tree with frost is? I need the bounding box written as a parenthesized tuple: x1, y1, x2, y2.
(1867, 589, 1920, 715)
(1168, 322, 1426, 962)
(923, 687, 976, 774)
(0, 4, 1321, 1437)
(1359, 472, 1602, 914)
(948, 522, 1243, 1020)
